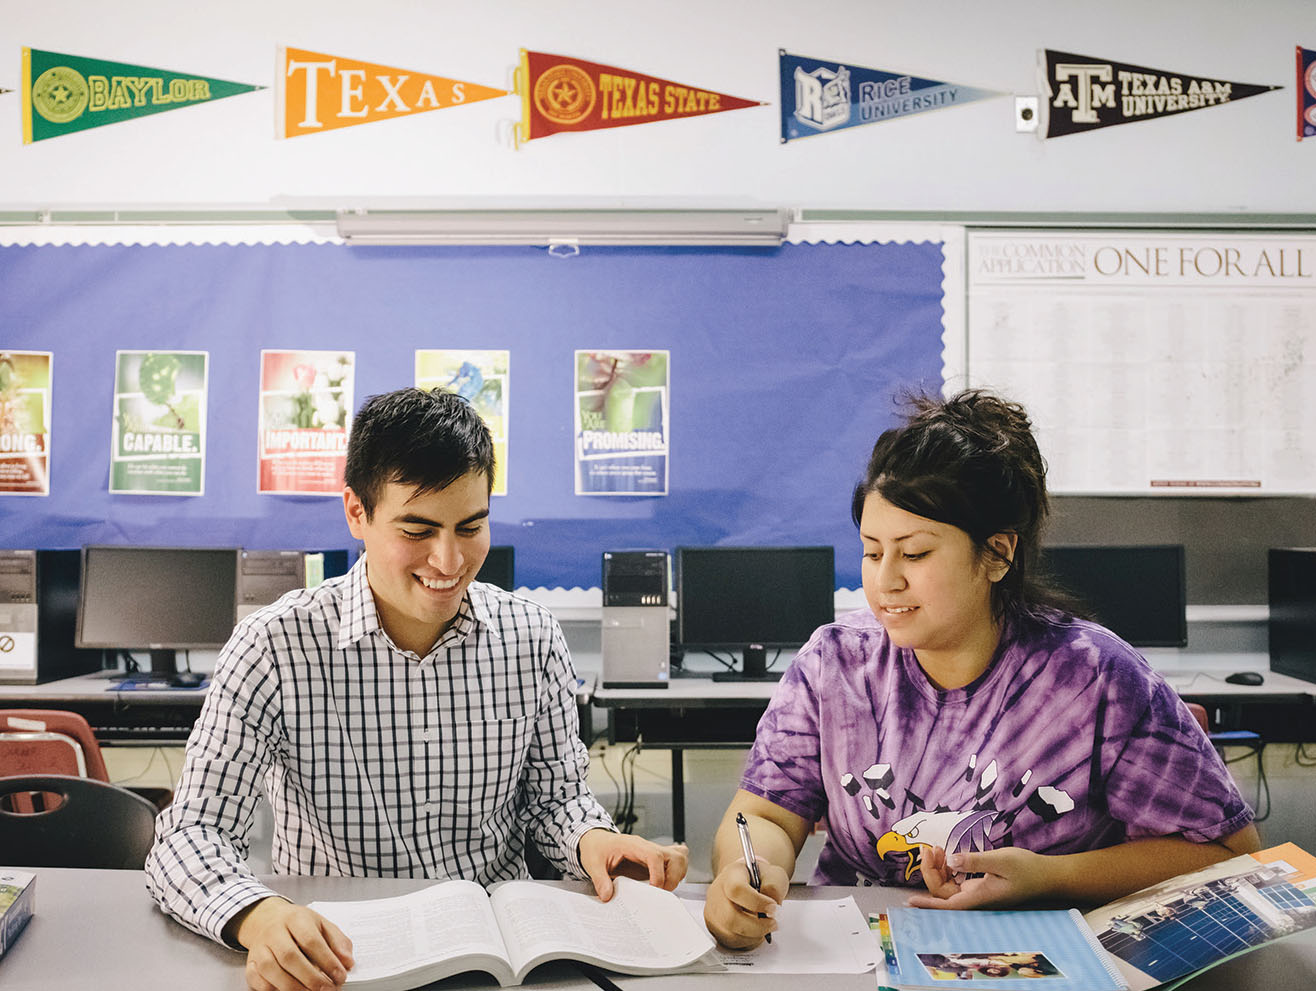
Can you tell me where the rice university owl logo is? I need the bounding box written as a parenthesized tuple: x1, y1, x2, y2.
(794, 64, 850, 131)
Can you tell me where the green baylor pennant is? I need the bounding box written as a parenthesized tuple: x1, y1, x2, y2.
(22, 48, 263, 142)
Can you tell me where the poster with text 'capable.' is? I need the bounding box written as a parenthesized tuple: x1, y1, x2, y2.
(415, 349, 508, 496)
(0, 351, 52, 496)
(967, 231, 1316, 494)
(258, 349, 354, 495)
(110, 350, 207, 495)
(575, 350, 669, 496)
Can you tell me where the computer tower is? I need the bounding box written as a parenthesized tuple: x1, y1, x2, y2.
(236, 550, 307, 621)
(0, 549, 101, 684)
(236, 549, 352, 621)
(1269, 548, 1316, 685)
(601, 550, 669, 689)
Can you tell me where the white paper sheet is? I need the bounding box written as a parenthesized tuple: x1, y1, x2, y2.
(681, 895, 879, 974)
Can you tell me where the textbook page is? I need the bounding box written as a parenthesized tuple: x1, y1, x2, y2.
(680, 895, 879, 974)
(492, 877, 718, 978)
(310, 879, 514, 989)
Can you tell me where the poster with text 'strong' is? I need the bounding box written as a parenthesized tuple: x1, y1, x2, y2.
(0, 350, 52, 497)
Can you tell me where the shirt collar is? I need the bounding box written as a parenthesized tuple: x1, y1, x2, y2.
(337, 555, 378, 649)
(336, 556, 505, 652)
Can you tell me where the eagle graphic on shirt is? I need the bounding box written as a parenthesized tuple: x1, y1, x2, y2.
(876, 809, 997, 880)
(845, 754, 1076, 882)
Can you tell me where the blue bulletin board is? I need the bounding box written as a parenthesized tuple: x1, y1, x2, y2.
(0, 241, 945, 589)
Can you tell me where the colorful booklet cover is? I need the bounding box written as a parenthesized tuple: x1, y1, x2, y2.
(884, 906, 1125, 990)
(881, 842, 1316, 991)
(1082, 842, 1316, 991)
(0, 869, 35, 959)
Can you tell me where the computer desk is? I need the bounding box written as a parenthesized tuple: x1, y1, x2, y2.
(2, 868, 1310, 991)
(593, 666, 1316, 844)
(0, 673, 206, 743)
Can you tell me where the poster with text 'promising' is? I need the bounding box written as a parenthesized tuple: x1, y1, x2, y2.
(415, 349, 509, 497)
(258, 349, 354, 495)
(575, 350, 669, 496)
(110, 350, 208, 495)
(0, 350, 51, 496)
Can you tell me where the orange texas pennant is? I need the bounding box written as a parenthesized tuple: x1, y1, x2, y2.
(517, 49, 764, 142)
(278, 47, 508, 137)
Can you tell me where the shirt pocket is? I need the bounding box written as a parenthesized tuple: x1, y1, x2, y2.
(427, 716, 533, 840)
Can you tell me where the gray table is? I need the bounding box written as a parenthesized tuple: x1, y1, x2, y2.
(2, 869, 1314, 990)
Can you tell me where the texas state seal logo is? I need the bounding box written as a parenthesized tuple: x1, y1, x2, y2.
(31, 65, 89, 123)
(533, 64, 595, 125)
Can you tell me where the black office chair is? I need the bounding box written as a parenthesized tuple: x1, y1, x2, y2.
(0, 774, 158, 870)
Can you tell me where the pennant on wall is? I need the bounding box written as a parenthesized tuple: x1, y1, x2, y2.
(21, 48, 263, 143)
(779, 51, 1000, 143)
(1043, 50, 1280, 138)
(278, 47, 508, 137)
(516, 49, 762, 143)
(1298, 46, 1316, 141)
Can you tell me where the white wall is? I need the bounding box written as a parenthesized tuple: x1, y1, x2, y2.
(1, 0, 1310, 213)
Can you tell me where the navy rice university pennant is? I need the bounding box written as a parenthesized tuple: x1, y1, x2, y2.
(779, 51, 1000, 143)
(1043, 49, 1281, 138)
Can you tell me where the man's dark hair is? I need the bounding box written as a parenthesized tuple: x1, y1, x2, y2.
(345, 387, 494, 519)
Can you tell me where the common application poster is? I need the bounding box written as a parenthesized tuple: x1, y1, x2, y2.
(258, 349, 354, 495)
(574, 350, 669, 496)
(967, 231, 1316, 494)
(415, 349, 509, 496)
(110, 350, 208, 495)
(0, 350, 52, 496)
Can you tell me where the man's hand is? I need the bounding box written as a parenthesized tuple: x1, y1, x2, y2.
(703, 856, 787, 949)
(907, 846, 1048, 910)
(230, 896, 355, 991)
(577, 828, 689, 901)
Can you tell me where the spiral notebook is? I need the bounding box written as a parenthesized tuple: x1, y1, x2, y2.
(883, 906, 1127, 991)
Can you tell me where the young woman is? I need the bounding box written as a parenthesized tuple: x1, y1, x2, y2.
(703, 390, 1258, 949)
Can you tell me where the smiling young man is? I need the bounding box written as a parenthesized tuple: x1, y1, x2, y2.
(147, 388, 686, 991)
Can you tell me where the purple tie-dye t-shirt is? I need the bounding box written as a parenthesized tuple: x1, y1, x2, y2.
(741, 608, 1252, 888)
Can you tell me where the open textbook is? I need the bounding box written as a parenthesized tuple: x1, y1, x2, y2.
(308, 876, 717, 991)
(1082, 841, 1316, 991)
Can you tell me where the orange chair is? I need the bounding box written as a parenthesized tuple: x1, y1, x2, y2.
(0, 708, 172, 812)
(1185, 702, 1211, 737)
(0, 709, 110, 781)
(0, 709, 111, 812)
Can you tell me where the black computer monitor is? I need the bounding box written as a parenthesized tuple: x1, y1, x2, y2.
(1041, 545, 1187, 648)
(476, 546, 515, 591)
(75, 546, 241, 678)
(676, 546, 835, 680)
(1269, 548, 1316, 685)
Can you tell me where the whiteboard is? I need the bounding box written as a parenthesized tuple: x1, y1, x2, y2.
(965, 230, 1316, 495)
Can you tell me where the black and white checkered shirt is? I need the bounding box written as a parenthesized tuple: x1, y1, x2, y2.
(145, 556, 613, 945)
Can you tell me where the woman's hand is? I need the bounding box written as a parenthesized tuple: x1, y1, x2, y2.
(703, 857, 788, 949)
(907, 846, 1050, 910)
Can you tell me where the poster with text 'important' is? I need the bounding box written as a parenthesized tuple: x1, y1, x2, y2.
(258, 349, 354, 496)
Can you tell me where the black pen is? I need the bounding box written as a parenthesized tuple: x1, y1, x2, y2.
(735, 811, 772, 943)
(574, 961, 625, 991)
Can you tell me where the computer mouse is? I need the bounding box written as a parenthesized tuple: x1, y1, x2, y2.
(1224, 671, 1264, 686)
(171, 671, 207, 688)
